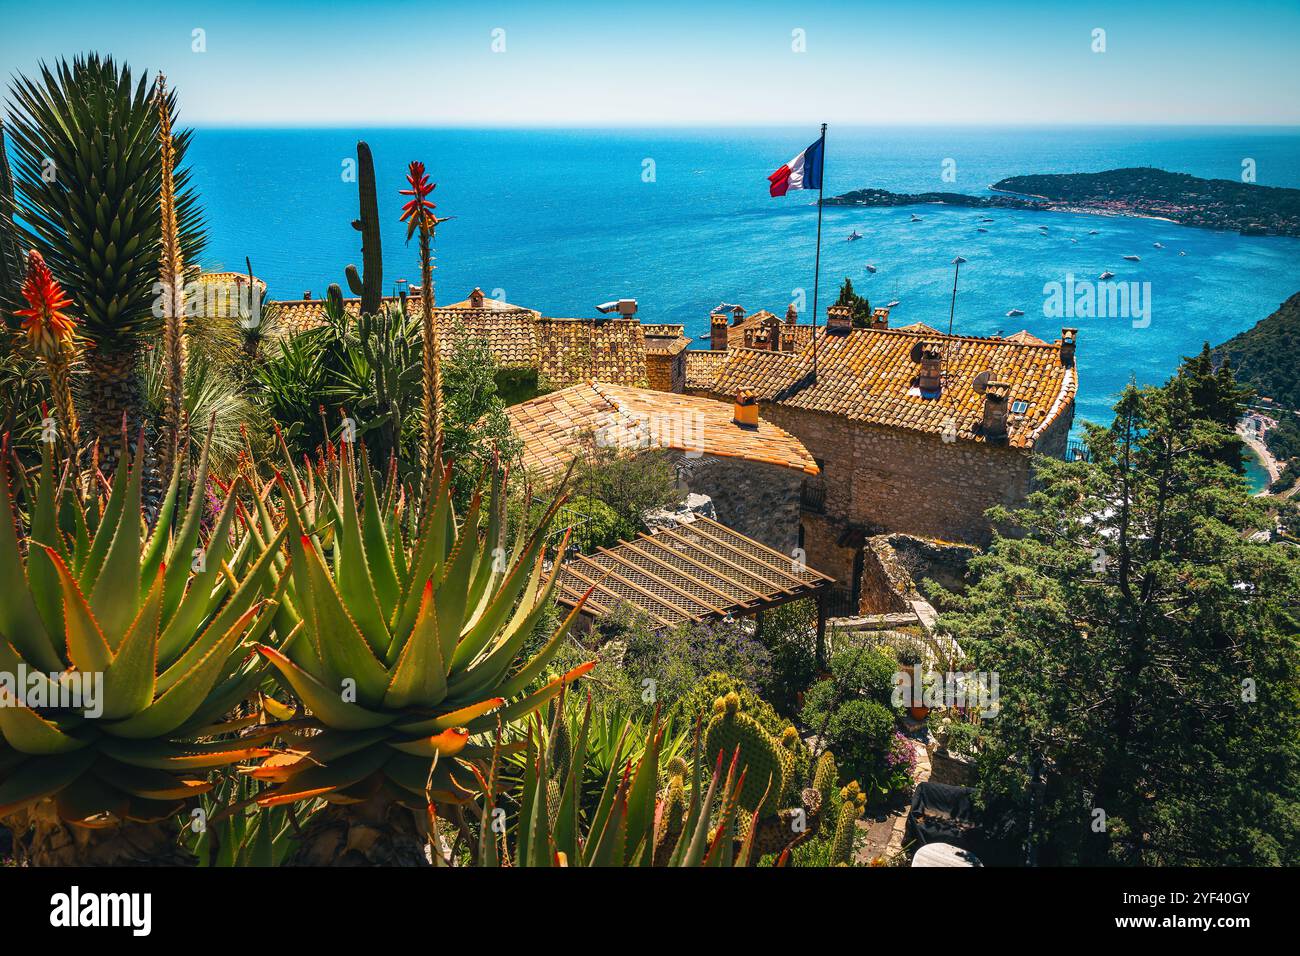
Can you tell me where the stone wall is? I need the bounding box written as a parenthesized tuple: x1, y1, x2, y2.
(683, 456, 804, 556)
(759, 403, 1050, 538)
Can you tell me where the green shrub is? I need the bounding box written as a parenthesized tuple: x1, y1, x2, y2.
(562, 495, 623, 553)
(822, 699, 896, 785)
(755, 599, 819, 716)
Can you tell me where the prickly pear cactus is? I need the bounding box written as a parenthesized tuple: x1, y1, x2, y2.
(831, 781, 867, 865)
(704, 693, 791, 817)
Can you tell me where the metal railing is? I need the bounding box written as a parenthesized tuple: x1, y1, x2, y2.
(1063, 438, 1091, 462)
(800, 481, 827, 513)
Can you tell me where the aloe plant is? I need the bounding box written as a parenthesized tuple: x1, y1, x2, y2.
(0, 433, 284, 865)
(245, 438, 592, 865)
(472, 697, 767, 867)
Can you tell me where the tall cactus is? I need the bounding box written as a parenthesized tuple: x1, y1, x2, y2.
(704, 692, 792, 817)
(831, 782, 867, 865)
(345, 141, 382, 316)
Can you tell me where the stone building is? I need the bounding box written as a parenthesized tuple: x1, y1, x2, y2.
(504, 382, 818, 553)
(689, 308, 1078, 598)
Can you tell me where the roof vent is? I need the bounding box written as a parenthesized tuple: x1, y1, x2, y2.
(469, 287, 485, 308)
(596, 298, 638, 317)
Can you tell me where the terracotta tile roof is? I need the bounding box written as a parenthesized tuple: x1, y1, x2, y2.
(685, 349, 730, 390)
(534, 318, 649, 388)
(271, 293, 538, 368)
(706, 327, 1076, 449)
(894, 322, 941, 334)
(643, 323, 692, 356)
(1004, 329, 1049, 345)
(505, 381, 819, 480)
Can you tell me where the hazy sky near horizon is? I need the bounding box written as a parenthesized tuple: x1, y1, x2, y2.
(3, 0, 1298, 126)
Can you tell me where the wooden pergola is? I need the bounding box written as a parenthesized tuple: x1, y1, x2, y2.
(555, 516, 835, 661)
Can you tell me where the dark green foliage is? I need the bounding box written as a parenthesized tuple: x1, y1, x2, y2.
(754, 598, 819, 716)
(803, 693, 895, 785)
(571, 445, 683, 542)
(0, 119, 22, 323)
(440, 323, 521, 507)
(835, 277, 872, 327)
(1179, 343, 1253, 472)
(559, 494, 622, 553)
(1213, 292, 1300, 409)
(938, 353, 1300, 865)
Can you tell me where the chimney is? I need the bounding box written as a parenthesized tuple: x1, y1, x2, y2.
(733, 391, 759, 428)
(827, 304, 853, 334)
(731, 305, 746, 326)
(303, 291, 312, 300)
(711, 313, 729, 351)
(871, 307, 890, 329)
(469, 287, 485, 308)
(1059, 327, 1077, 367)
(918, 341, 944, 395)
(786, 303, 798, 326)
(712, 314, 733, 351)
(981, 381, 1011, 437)
(765, 313, 782, 351)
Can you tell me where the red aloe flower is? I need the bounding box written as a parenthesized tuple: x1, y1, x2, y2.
(15, 250, 76, 357)
(399, 161, 437, 240)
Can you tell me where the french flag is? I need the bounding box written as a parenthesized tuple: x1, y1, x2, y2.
(768, 136, 825, 197)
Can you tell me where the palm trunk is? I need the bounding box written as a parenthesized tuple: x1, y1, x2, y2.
(7, 801, 194, 867)
(283, 793, 431, 866)
(84, 342, 143, 478)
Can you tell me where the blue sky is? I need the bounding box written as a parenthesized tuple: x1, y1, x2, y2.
(3, 0, 1298, 126)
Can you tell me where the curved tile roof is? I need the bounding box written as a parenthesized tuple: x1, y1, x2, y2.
(506, 381, 819, 479)
(706, 326, 1077, 449)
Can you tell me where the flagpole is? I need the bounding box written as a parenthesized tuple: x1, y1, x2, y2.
(811, 123, 826, 381)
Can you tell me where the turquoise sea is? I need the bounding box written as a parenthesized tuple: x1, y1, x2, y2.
(189, 125, 1300, 483)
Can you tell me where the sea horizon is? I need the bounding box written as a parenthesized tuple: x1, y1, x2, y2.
(188, 123, 1300, 488)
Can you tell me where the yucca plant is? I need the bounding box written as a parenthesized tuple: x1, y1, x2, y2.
(244, 437, 593, 865)
(0, 432, 284, 865)
(5, 54, 206, 472)
(472, 697, 766, 867)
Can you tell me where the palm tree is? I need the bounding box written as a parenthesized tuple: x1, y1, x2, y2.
(4, 54, 206, 474)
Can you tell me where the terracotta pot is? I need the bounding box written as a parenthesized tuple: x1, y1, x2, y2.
(909, 705, 931, 720)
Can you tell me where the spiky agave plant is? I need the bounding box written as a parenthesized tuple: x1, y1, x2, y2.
(0, 432, 285, 865)
(245, 438, 593, 865)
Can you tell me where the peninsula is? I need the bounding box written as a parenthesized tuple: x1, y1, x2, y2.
(825, 167, 1300, 237)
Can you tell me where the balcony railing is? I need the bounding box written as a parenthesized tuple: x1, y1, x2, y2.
(1063, 438, 1091, 462)
(800, 482, 827, 513)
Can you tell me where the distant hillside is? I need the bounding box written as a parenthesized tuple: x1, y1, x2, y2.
(1214, 292, 1300, 408)
(828, 167, 1300, 237)
(992, 168, 1300, 237)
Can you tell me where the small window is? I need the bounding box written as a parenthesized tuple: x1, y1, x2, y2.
(1011, 400, 1029, 415)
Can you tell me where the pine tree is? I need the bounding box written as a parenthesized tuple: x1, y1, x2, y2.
(835, 277, 872, 327)
(939, 354, 1300, 865)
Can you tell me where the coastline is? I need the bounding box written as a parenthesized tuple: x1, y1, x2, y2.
(984, 186, 1183, 225)
(1238, 422, 1282, 492)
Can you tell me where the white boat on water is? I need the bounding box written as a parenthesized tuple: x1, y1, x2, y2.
(1099, 270, 1116, 279)
(847, 231, 863, 242)
(910, 214, 922, 222)
(886, 299, 901, 308)
(1179, 250, 1187, 256)
(980, 218, 995, 223)
(1153, 242, 1164, 249)
(1123, 255, 1141, 262)
(1006, 309, 1024, 317)
(977, 227, 988, 233)
(1088, 230, 1099, 235)
(865, 263, 877, 273)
